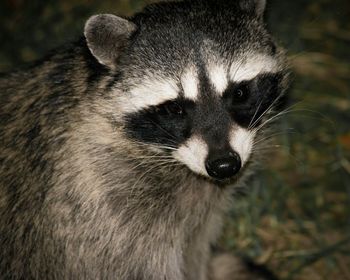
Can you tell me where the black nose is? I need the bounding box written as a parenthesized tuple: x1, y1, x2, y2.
(205, 152, 242, 180)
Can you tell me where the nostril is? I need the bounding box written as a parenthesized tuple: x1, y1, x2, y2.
(205, 152, 242, 180)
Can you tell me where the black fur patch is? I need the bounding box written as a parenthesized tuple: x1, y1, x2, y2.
(124, 98, 195, 148)
(223, 72, 284, 128)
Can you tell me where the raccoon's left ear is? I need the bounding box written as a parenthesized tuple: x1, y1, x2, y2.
(84, 14, 137, 68)
(239, 0, 266, 18)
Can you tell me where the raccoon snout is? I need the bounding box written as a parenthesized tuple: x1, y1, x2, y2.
(205, 151, 242, 180)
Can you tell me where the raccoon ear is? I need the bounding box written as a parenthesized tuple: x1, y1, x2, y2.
(239, 0, 266, 18)
(84, 14, 136, 68)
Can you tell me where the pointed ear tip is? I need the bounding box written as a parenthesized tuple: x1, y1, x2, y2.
(256, 0, 267, 15)
(84, 15, 102, 36)
(239, 0, 267, 16)
(84, 14, 136, 36)
(85, 14, 114, 30)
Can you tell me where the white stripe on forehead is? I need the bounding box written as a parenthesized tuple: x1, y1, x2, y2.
(181, 67, 199, 100)
(119, 77, 179, 114)
(206, 54, 277, 95)
(207, 63, 228, 94)
(230, 54, 278, 83)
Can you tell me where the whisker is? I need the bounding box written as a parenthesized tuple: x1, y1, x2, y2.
(253, 130, 296, 146)
(131, 140, 178, 151)
(249, 92, 290, 129)
(248, 98, 264, 130)
(253, 105, 302, 133)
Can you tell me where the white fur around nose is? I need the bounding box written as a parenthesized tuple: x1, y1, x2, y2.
(230, 54, 278, 83)
(181, 67, 199, 100)
(173, 136, 208, 177)
(120, 77, 179, 113)
(229, 126, 254, 164)
(207, 63, 228, 94)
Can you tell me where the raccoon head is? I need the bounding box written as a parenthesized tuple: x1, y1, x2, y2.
(84, 0, 289, 183)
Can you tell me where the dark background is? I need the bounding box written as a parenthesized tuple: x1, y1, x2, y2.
(0, 0, 349, 279)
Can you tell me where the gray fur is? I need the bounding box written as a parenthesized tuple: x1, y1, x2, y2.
(85, 14, 137, 68)
(0, 0, 288, 279)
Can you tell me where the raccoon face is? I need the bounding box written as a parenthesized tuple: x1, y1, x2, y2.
(85, 0, 289, 182)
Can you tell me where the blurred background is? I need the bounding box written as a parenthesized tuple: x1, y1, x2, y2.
(0, 0, 349, 279)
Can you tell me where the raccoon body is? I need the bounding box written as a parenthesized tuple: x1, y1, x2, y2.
(0, 0, 288, 279)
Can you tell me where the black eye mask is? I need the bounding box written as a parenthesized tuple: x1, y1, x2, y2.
(123, 98, 196, 148)
(123, 72, 286, 149)
(223, 72, 285, 128)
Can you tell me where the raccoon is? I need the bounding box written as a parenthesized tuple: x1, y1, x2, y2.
(0, 0, 289, 279)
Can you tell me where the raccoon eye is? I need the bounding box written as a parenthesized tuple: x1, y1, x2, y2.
(156, 101, 184, 116)
(233, 85, 249, 103)
(235, 89, 244, 99)
(166, 102, 183, 115)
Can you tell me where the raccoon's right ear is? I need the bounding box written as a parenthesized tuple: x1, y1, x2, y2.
(84, 14, 137, 68)
(239, 0, 266, 18)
